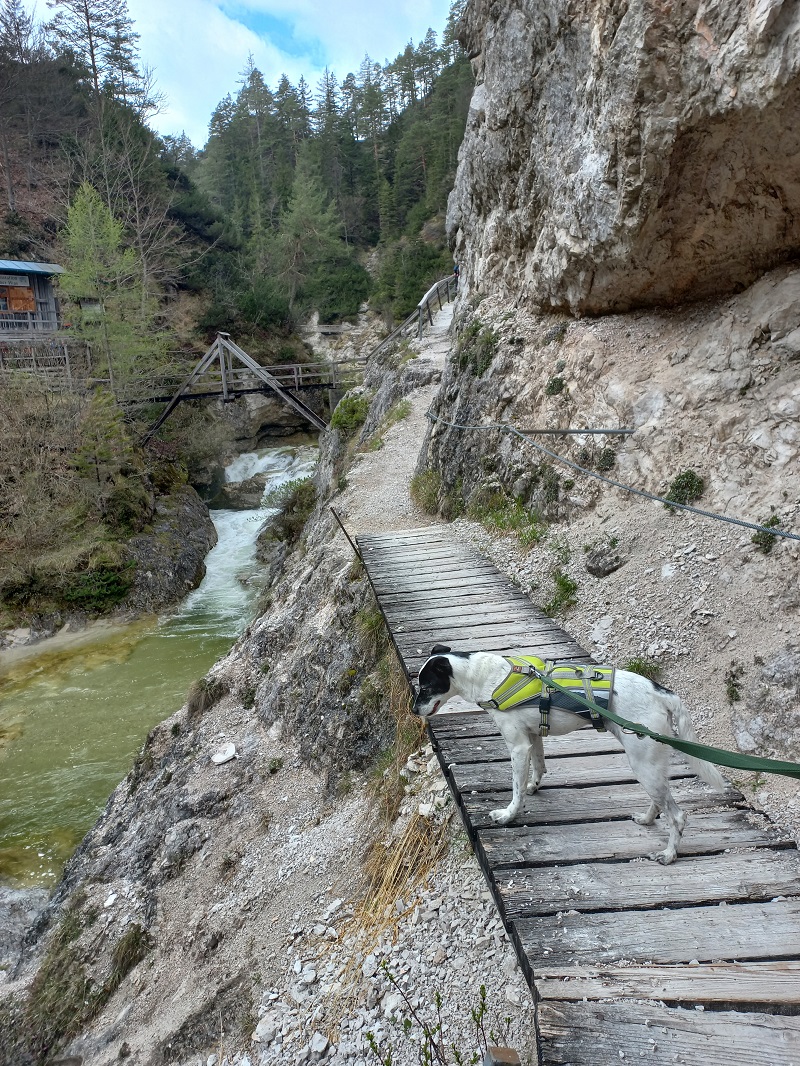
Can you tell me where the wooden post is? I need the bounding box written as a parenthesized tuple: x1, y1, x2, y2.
(436, 284, 443, 311)
(219, 338, 229, 401)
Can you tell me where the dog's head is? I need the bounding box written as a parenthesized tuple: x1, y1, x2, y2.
(411, 644, 458, 718)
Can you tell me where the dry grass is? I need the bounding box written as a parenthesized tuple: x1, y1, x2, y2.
(321, 648, 452, 1031)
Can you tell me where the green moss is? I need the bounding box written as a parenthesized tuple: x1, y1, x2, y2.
(545, 376, 565, 396)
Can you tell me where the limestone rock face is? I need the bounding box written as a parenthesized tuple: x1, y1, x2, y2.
(448, 0, 800, 313)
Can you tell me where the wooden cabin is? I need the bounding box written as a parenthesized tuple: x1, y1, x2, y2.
(0, 259, 63, 336)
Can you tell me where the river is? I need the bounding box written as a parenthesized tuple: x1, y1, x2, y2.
(0, 443, 317, 889)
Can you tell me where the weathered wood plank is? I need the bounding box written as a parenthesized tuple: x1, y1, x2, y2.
(392, 620, 577, 646)
(396, 629, 578, 655)
(375, 579, 520, 596)
(536, 961, 800, 1004)
(433, 727, 624, 761)
(538, 1001, 800, 1066)
(479, 811, 790, 868)
(460, 780, 738, 829)
(496, 849, 800, 917)
(449, 751, 693, 792)
(518, 899, 800, 966)
(364, 557, 499, 576)
(382, 600, 540, 623)
(376, 585, 532, 607)
(403, 642, 588, 669)
(435, 732, 628, 764)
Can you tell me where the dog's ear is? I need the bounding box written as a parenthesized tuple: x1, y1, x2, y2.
(431, 644, 451, 655)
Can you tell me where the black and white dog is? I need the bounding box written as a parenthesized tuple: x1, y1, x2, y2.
(411, 647, 726, 864)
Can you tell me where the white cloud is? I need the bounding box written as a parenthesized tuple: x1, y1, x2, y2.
(127, 0, 453, 147)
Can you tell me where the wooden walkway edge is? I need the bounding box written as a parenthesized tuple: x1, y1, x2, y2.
(357, 527, 800, 1066)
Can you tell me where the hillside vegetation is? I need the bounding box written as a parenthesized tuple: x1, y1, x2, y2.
(0, 0, 472, 631)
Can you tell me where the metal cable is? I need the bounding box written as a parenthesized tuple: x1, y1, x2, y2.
(427, 411, 800, 543)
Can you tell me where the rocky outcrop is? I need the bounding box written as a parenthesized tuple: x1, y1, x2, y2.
(448, 0, 800, 313)
(123, 485, 217, 614)
(422, 263, 800, 524)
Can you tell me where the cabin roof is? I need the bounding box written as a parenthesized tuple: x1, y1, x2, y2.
(0, 259, 64, 276)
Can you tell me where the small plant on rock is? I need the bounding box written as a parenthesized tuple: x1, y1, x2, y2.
(752, 513, 781, 554)
(665, 469, 704, 508)
(544, 375, 565, 396)
(543, 569, 578, 617)
(623, 656, 663, 682)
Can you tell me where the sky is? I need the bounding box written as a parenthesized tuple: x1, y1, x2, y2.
(118, 0, 455, 149)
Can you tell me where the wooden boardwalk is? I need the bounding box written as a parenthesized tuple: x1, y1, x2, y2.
(357, 527, 800, 1066)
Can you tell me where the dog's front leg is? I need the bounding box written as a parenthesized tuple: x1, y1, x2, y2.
(490, 744, 531, 825)
(527, 735, 546, 794)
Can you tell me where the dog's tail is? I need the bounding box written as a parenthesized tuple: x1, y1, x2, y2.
(667, 692, 728, 790)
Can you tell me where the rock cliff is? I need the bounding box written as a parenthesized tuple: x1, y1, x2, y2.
(448, 0, 800, 313)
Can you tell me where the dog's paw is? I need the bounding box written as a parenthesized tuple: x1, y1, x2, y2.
(649, 849, 676, 865)
(526, 780, 541, 795)
(490, 808, 514, 826)
(632, 812, 656, 826)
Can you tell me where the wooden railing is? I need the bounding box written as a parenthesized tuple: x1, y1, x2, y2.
(368, 275, 458, 363)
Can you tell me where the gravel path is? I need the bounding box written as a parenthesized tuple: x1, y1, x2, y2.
(341, 306, 452, 534)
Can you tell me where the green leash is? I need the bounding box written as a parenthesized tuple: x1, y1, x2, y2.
(534, 667, 800, 782)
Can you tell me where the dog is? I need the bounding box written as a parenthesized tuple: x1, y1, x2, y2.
(411, 646, 726, 864)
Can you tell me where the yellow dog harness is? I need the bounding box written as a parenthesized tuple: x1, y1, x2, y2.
(477, 655, 615, 736)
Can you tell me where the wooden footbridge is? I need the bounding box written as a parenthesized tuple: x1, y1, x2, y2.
(356, 526, 800, 1065)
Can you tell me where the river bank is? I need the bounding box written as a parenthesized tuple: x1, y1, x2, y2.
(0, 445, 317, 966)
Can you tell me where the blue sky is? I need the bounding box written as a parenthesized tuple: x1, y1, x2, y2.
(122, 0, 455, 148)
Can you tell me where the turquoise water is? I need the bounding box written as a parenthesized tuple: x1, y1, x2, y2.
(0, 445, 316, 887)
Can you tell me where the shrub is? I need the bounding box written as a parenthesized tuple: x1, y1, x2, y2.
(455, 319, 499, 376)
(60, 562, 135, 612)
(186, 676, 227, 722)
(597, 448, 616, 472)
(665, 469, 704, 507)
(752, 514, 781, 554)
(330, 394, 370, 439)
(545, 376, 565, 396)
(262, 477, 317, 543)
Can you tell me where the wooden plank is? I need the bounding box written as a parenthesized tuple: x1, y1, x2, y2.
(536, 961, 800, 1004)
(376, 586, 532, 607)
(496, 849, 800, 917)
(449, 751, 693, 792)
(396, 630, 578, 656)
(433, 726, 624, 758)
(479, 811, 789, 868)
(375, 579, 522, 596)
(517, 898, 800, 966)
(403, 642, 588, 668)
(460, 780, 736, 829)
(434, 732, 625, 764)
(364, 557, 499, 576)
(382, 601, 546, 625)
(538, 1001, 800, 1066)
(392, 619, 576, 643)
